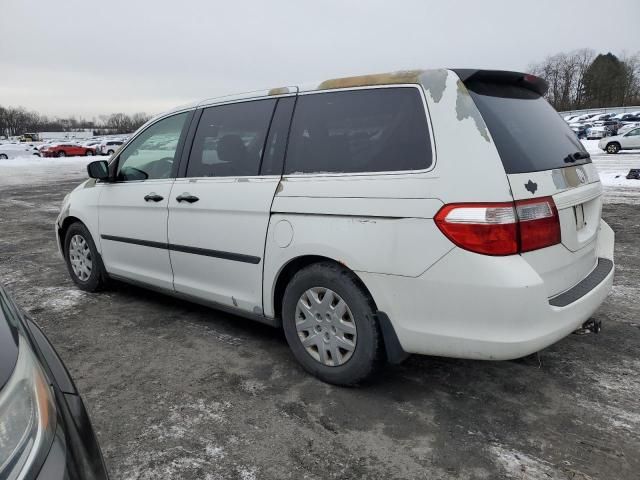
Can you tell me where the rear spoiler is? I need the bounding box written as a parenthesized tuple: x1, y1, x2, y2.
(453, 69, 548, 96)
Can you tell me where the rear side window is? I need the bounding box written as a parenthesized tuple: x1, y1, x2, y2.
(285, 87, 432, 174)
(187, 99, 276, 177)
(466, 82, 591, 174)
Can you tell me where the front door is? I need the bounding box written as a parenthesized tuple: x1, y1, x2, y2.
(98, 111, 191, 289)
(168, 97, 294, 313)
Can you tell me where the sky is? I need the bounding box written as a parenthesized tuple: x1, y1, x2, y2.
(1, 0, 639, 119)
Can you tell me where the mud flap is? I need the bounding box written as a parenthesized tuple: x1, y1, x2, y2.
(377, 311, 410, 365)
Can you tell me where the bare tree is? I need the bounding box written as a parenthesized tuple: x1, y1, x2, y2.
(529, 49, 597, 111)
(0, 105, 150, 137)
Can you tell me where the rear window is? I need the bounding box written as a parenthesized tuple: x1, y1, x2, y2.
(467, 82, 591, 174)
(285, 87, 432, 174)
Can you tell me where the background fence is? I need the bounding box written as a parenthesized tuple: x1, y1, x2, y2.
(559, 105, 640, 116)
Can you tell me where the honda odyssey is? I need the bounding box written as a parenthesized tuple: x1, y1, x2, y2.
(56, 69, 615, 385)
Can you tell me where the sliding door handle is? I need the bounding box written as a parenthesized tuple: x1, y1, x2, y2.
(176, 193, 199, 203)
(144, 193, 164, 202)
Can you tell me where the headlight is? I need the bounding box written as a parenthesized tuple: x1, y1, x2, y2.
(0, 336, 57, 480)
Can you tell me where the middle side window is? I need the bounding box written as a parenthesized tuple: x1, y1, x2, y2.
(186, 99, 276, 177)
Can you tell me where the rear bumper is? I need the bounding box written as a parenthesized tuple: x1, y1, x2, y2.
(358, 220, 615, 360)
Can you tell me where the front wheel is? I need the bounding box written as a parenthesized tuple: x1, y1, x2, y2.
(0, 154, 7, 160)
(606, 143, 620, 154)
(64, 223, 107, 292)
(57, 151, 66, 157)
(282, 262, 383, 386)
(85, 150, 93, 156)
(107, 149, 115, 155)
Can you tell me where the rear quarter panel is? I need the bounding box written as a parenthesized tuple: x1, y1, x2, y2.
(262, 71, 512, 317)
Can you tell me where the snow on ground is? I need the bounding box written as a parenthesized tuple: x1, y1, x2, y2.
(1, 142, 639, 203)
(0, 154, 106, 187)
(582, 139, 640, 204)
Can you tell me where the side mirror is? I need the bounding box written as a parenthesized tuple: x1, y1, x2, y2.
(87, 160, 110, 180)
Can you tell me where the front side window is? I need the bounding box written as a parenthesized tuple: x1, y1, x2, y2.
(285, 87, 432, 174)
(186, 99, 276, 178)
(116, 112, 189, 181)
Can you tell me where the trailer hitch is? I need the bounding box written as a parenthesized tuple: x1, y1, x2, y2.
(573, 319, 602, 335)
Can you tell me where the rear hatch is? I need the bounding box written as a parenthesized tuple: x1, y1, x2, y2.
(459, 70, 602, 298)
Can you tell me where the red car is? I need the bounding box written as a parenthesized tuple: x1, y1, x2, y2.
(42, 144, 95, 157)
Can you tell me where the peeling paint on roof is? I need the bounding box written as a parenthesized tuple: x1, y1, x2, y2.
(268, 87, 292, 96)
(315, 70, 424, 91)
(419, 69, 448, 103)
(455, 80, 490, 142)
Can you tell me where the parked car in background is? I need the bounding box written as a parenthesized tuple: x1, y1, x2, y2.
(617, 122, 640, 136)
(570, 122, 592, 139)
(0, 285, 109, 479)
(588, 113, 612, 122)
(82, 140, 102, 152)
(41, 143, 95, 157)
(19, 133, 41, 142)
(612, 113, 636, 121)
(97, 140, 124, 156)
(590, 119, 620, 136)
(0, 143, 41, 159)
(586, 125, 610, 139)
(573, 114, 594, 122)
(599, 127, 640, 153)
(57, 68, 614, 385)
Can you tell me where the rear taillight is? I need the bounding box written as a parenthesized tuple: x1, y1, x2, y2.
(434, 197, 560, 256)
(514, 197, 561, 252)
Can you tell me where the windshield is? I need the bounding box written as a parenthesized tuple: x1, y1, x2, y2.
(466, 81, 591, 174)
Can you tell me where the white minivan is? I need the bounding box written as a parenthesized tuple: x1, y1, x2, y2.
(56, 69, 614, 385)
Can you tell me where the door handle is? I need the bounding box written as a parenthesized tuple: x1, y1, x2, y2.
(144, 193, 164, 202)
(176, 193, 199, 203)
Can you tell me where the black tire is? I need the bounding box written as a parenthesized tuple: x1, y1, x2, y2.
(85, 150, 93, 156)
(63, 222, 107, 292)
(0, 154, 7, 160)
(605, 142, 620, 154)
(107, 149, 115, 155)
(57, 150, 66, 157)
(282, 262, 383, 386)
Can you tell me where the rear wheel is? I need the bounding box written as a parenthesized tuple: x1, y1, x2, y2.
(85, 150, 93, 156)
(63, 222, 107, 292)
(606, 142, 620, 154)
(282, 262, 383, 386)
(107, 149, 115, 155)
(0, 154, 7, 160)
(57, 150, 66, 157)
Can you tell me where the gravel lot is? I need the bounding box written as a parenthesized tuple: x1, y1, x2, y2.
(1, 154, 639, 479)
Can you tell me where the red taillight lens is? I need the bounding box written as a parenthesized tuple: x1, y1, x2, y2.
(434, 202, 519, 255)
(516, 197, 561, 252)
(434, 197, 560, 256)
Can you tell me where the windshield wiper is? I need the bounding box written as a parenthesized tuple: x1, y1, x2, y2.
(564, 151, 590, 163)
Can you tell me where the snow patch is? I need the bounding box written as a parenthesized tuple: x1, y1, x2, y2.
(142, 398, 229, 441)
(238, 466, 258, 480)
(240, 379, 266, 395)
(0, 155, 107, 188)
(489, 444, 564, 480)
(38, 287, 87, 312)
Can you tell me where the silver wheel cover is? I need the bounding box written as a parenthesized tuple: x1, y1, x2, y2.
(295, 287, 357, 366)
(68, 234, 93, 281)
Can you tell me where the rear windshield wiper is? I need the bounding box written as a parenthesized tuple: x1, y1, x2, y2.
(564, 151, 590, 163)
